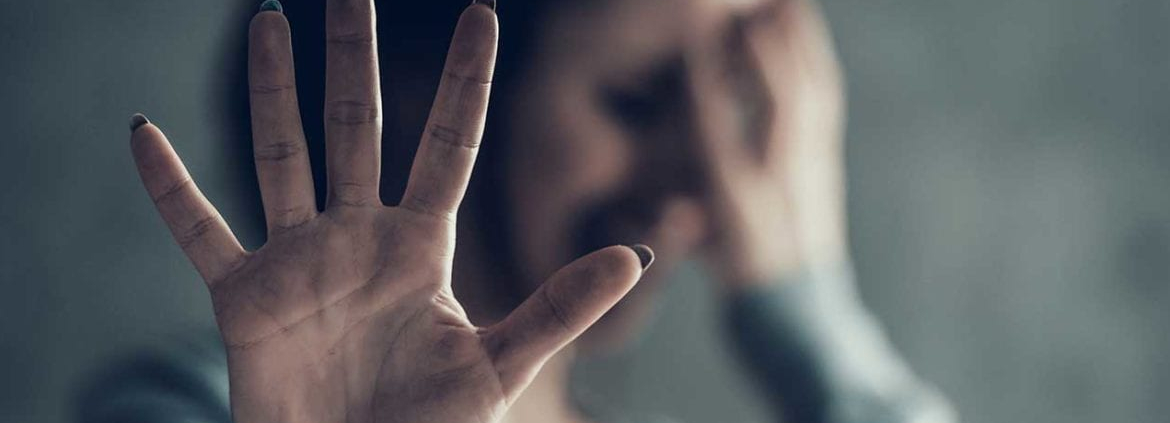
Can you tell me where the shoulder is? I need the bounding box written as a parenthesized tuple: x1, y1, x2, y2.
(75, 330, 231, 423)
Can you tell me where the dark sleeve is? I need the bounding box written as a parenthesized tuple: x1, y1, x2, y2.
(75, 331, 233, 423)
(724, 264, 957, 423)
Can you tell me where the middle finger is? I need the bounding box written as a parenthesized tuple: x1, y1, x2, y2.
(324, 0, 382, 207)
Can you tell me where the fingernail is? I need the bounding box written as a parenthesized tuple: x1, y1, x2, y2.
(470, 0, 497, 12)
(627, 244, 655, 272)
(259, 0, 283, 13)
(129, 113, 150, 132)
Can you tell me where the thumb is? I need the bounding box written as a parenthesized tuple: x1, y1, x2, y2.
(483, 244, 654, 399)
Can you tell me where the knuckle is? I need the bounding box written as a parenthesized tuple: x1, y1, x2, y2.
(427, 123, 479, 150)
(443, 70, 492, 87)
(249, 82, 295, 96)
(176, 215, 219, 249)
(253, 139, 305, 162)
(326, 31, 374, 48)
(267, 207, 315, 232)
(328, 182, 375, 207)
(151, 177, 193, 205)
(539, 287, 575, 333)
(326, 100, 379, 126)
(400, 196, 456, 225)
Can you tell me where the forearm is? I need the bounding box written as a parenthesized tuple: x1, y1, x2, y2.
(724, 263, 956, 423)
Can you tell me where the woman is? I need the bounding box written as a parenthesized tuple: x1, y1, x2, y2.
(80, 0, 955, 422)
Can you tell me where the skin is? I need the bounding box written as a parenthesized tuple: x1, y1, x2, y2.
(501, 0, 845, 349)
(132, 3, 649, 423)
(131, 0, 845, 422)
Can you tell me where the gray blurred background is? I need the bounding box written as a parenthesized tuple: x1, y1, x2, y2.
(1, 1, 1168, 423)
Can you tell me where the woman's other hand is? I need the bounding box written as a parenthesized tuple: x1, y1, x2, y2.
(690, 0, 846, 289)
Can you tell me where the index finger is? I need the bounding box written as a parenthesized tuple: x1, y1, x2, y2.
(399, 3, 498, 220)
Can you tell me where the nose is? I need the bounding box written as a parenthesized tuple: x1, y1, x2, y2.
(614, 59, 710, 201)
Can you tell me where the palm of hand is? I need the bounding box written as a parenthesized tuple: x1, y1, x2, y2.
(128, 3, 648, 423)
(214, 210, 502, 423)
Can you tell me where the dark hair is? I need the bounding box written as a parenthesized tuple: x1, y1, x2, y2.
(217, 0, 562, 291)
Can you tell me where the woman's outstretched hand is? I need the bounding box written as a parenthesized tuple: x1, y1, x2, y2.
(128, 2, 652, 423)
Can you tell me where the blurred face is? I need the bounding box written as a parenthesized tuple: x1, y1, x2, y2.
(505, 0, 776, 350)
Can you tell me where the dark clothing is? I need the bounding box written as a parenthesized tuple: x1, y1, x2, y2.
(78, 265, 953, 423)
(726, 264, 955, 423)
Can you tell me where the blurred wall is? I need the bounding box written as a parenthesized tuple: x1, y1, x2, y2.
(0, 1, 242, 422)
(1, 1, 1169, 423)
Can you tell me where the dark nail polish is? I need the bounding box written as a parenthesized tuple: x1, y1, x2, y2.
(470, 0, 497, 12)
(628, 244, 655, 272)
(259, 0, 283, 13)
(129, 113, 150, 132)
